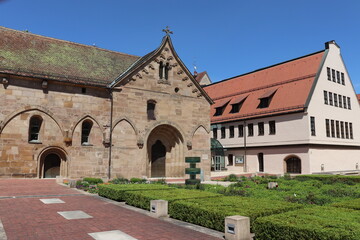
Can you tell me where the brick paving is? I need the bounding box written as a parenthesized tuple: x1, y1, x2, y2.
(0, 179, 222, 240)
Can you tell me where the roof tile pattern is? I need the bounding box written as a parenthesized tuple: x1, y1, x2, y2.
(0, 26, 140, 86)
(204, 51, 325, 123)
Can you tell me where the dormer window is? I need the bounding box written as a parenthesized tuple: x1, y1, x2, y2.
(213, 99, 230, 116)
(258, 89, 277, 109)
(230, 95, 247, 113)
(147, 100, 156, 120)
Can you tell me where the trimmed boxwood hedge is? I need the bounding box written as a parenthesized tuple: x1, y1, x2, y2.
(253, 206, 360, 240)
(295, 174, 360, 184)
(169, 196, 303, 232)
(124, 188, 221, 210)
(331, 198, 360, 210)
(83, 177, 103, 184)
(98, 184, 173, 201)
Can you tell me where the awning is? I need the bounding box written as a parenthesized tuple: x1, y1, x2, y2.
(211, 138, 225, 156)
(259, 88, 277, 99)
(230, 95, 248, 105)
(213, 99, 230, 108)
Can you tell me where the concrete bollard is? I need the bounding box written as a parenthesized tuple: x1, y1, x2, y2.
(225, 215, 251, 240)
(150, 200, 168, 218)
(268, 182, 278, 189)
(69, 179, 77, 188)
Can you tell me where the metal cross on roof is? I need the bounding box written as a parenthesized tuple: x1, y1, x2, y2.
(162, 26, 173, 35)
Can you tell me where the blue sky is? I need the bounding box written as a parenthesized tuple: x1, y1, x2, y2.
(1, 0, 360, 92)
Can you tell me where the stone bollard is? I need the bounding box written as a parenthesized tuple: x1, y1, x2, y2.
(69, 179, 77, 188)
(55, 176, 63, 184)
(150, 200, 168, 218)
(268, 182, 278, 189)
(225, 215, 251, 240)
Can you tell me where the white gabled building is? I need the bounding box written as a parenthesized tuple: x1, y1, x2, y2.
(204, 41, 360, 176)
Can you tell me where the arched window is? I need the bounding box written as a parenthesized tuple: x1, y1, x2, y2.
(159, 61, 164, 79)
(81, 120, 93, 145)
(258, 153, 264, 172)
(286, 156, 301, 174)
(147, 100, 156, 120)
(29, 116, 42, 142)
(165, 62, 170, 80)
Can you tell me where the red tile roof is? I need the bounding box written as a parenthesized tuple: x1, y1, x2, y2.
(357, 94, 360, 103)
(203, 51, 325, 123)
(0, 26, 139, 86)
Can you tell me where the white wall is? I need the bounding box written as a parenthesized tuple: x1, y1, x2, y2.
(307, 42, 360, 147)
(213, 112, 309, 149)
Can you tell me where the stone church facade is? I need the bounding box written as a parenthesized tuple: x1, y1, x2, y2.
(0, 27, 212, 180)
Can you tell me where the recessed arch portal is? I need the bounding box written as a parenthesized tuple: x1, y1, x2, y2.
(147, 124, 184, 178)
(38, 147, 68, 178)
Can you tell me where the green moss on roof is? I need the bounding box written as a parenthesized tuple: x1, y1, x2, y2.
(0, 26, 140, 85)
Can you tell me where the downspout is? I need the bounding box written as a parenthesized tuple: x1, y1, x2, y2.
(108, 89, 113, 180)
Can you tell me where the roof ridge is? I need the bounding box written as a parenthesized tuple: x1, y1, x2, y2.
(0, 26, 140, 58)
(204, 49, 325, 87)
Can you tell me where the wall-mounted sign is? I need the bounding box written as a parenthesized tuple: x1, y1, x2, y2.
(235, 155, 244, 164)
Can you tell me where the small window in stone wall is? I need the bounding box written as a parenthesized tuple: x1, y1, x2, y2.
(81, 120, 93, 145)
(147, 100, 156, 120)
(29, 116, 42, 143)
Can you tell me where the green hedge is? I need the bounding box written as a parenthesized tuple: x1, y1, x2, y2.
(331, 198, 360, 210)
(124, 188, 221, 210)
(83, 177, 103, 184)
(253, 206, 360, 240)
(98, 184, 172, 201)
(295, 175, 360, 184)
(169, 196, 303, 232)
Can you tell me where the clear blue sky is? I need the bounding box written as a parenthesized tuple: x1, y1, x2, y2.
(1, 0, 360, 92)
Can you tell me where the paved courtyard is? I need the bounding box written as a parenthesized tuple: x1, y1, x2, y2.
(0, 179, 222, 240)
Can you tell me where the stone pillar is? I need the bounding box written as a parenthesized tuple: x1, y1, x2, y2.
(69, 179, 77, 188)
(150, 200, 168, 218)
(268, 182, 278, 189)
(225, 215, 251, 240)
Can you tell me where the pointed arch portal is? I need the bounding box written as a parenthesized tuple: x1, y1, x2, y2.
(147, 124, 184, 178)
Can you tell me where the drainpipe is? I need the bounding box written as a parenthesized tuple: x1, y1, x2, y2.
(244, 120, 247, 172)
(108, 89, 114, 180)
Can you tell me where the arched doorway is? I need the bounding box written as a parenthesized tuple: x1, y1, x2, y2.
(285, 156, 301, 174)
(147, 124, 184, 178)
(38, 147, 68, 178)
(151, 140, 166, 177)
(43, 154, 61, 178)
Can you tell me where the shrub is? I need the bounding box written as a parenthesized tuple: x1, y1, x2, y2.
(295, 175, 360, 184)
(170, 196, 303, 232)
(253, 206, 360, 240)
(83, 177, 103, 185)
(76, 180, 89, 190)
(224, 174, 238, 182)
(110, 177, 129, 184)
(331, 198, 360, 210)
(98, 184, 172, 201)
(124, 188, 221, 210)
(130, 178, 147, 184)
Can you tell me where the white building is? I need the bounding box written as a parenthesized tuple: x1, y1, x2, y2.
(204, 41, 360, 175)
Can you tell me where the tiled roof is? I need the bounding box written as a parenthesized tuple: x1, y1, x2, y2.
(0, 26, 140, 86)
(357, 94, 360, 103)
(204, 51, 325, 123)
